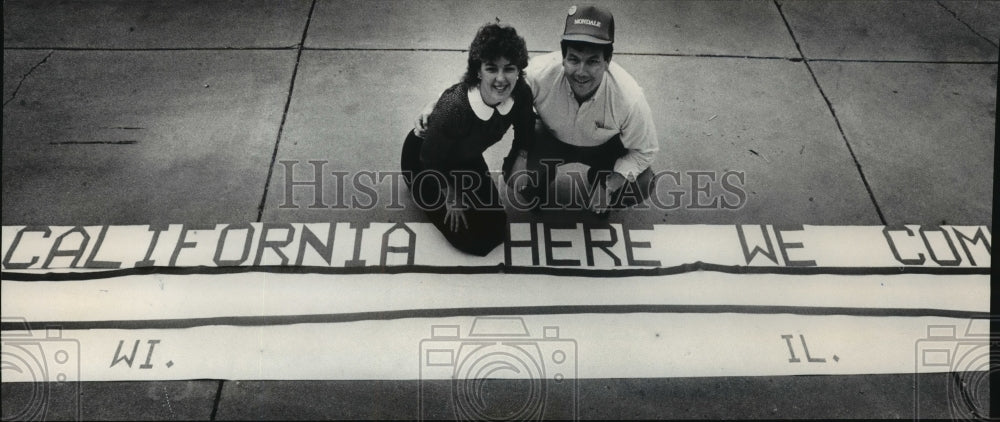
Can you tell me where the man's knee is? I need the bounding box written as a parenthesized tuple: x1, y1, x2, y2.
(636, 167, 656, 198)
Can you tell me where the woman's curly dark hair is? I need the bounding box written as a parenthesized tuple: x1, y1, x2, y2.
(461, 23, 529, 88)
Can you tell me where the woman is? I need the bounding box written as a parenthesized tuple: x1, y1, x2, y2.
(401, 23, 534, 256)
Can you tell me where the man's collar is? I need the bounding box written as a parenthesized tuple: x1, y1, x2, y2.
(468, 86, 514, 121)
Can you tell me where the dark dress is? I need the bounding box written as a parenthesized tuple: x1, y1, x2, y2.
(400, 81, 534, 256)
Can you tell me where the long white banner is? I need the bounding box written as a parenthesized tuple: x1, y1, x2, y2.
(1, 223, 990, 382)
(1, 223, 992, 270)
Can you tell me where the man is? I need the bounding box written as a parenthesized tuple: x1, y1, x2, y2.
(418, 5, 659, 215)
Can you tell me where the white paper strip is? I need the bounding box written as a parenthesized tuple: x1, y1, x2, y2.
(0, 272, 989, 323)
(0, 315, 989, 381)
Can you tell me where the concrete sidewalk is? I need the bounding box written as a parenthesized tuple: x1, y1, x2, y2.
(2, 0, 996, 419)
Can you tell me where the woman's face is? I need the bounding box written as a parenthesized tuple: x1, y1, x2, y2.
(477, 57, 518, 106)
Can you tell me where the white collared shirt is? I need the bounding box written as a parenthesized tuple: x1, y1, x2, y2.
(467, 86, 514, 121)
(525, 51, 659, 179)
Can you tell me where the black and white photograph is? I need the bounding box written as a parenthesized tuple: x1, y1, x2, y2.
(1, 0, 995, 419)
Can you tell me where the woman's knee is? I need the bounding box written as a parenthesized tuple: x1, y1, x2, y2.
(443, 210, 507, 256)
(400, 130, 423, 182)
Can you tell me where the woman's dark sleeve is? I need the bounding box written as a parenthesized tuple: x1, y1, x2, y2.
(421, 90, 469, 176)
(503, 81, 536, 180)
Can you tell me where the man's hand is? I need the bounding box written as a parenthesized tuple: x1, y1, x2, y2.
(605, 172, 627, 193)
(413, 100, 436, 138)
(508, 153, 529, 192)
(590, 172, 627, 214)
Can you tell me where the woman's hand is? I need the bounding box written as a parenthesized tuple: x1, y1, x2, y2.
(443, 185, 468, 232)
(413, 100, 437, 138)
(444, 204, 468, 232)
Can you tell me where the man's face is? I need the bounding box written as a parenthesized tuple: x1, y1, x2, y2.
(563, 44, 609, 102)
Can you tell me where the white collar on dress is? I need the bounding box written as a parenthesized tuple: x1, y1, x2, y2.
(468, 86, 514, 120)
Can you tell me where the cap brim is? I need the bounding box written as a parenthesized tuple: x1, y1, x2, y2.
(561, 34, 612, 45)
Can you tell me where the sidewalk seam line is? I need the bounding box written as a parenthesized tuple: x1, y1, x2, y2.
(3, 50, 53, 108)
(300, 48, 801, 60)
(3, 46, 298, 51)
(4, 47, 996, 65)
(934, 0, 999, 49)
(773, 0, 887, 225)
(256, 0, 318, 222)
(809, 58, 998, 65)
(210, 379, 224, 420)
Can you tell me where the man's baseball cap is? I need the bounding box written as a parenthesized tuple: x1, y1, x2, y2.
(562, 5, 614, 45)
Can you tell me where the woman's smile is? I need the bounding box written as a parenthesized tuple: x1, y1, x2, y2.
(478, 57, 518, 106)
